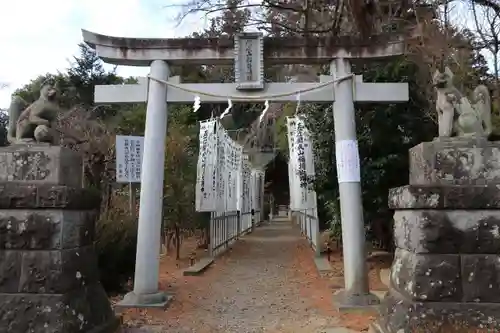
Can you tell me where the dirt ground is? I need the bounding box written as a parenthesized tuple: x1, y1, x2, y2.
(115, 220, 391, 333)
(325, 250, 392, 331)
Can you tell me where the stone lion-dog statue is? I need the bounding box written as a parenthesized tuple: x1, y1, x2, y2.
(433, 67, 492, 138)
(7, 83, 64, 145)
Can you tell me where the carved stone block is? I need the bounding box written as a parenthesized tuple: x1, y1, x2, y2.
(0, 145, 116, 333)
(0, 145, 82, 187)
(0, 250, 22, 293)
(0, 183, 100, 209)
(0, 284, 118, 333)
(389, 185, 500, 209)
(461, 254, 500, 303)
(18, 246, 99, 294)
(390, 249, 461, 302)
(376, 139, 500, 332)
(409, 139, 500, 186)
(0, 210, 96, 250)
(374, 290, 500, 333)
(393, 210, 500, 254)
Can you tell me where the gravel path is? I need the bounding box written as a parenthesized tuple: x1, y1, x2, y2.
(122, 219, 342, 333)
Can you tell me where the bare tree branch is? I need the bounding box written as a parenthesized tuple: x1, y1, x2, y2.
(168, 0, 411, 39)
(472, 0, 500, 16)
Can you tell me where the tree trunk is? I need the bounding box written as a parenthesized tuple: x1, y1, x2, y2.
(106, 183, 112, 212)
(175, 225, 181, 260)
(205, 222, 210, 247)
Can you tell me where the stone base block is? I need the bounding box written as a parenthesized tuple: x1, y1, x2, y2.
(0, 145, 82, 187)
(409, 138, 500, 186)
(0, 209, 97, 251)
(333, 289, 381, 312)
(115, 291, 173, 310)
(0, 246, 101, 294)
(391, 249, 500, 303)
(389, 184, 500, 210)
(0, 183, 100, 210)
(392, 209, 500, 254)
(390, 249, 462, 302)
(374, 289, 500, 332)
(0, 284, 118, 333)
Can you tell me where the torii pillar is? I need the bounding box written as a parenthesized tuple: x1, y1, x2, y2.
(330, 57, 379, 309)
(123, 59, 171, 307)
(82, 30, 408, 309)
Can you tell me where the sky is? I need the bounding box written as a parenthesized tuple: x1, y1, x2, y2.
(0, 0, 207, 109)
(0, 1, 495, 109)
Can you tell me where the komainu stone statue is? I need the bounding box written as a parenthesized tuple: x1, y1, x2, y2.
(0, 89, 118, 331)
(433, 67, 492, 138)
(7, 84, 63, 145)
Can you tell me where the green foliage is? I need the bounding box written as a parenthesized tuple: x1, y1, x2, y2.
(163, 106, 198, 221)
(302, 59, 436, 239)
(117, 103, 202, 240)
(95, 196, 137, 293)
(273, 103, 296, 157)
(115, 105, 147, 136)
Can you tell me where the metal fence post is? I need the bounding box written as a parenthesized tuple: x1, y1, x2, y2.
(225, 212, 229, 250)
(251, 209, 255, 232)
(306, 210, 314, 245)
(209, 212, 214, 257)
(237, 210, 241, 239)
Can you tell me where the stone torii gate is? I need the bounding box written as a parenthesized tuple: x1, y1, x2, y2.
(82, 30, 409, 309)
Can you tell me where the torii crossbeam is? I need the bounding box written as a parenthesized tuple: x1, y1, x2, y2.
(82, 29, 409, 310)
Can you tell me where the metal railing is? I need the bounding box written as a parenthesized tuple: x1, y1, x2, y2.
(240, 211, 253, 234)
(209, 211, 239, 257)
(293, 208, 320, 256)
(209, 209, 263, 257)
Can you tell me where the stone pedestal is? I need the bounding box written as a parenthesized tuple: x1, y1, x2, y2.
(0, 145, 118, 333)
(373, 138, 500, 332)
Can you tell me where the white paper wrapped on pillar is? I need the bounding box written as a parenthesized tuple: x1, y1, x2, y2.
(335, 139, 361, 183)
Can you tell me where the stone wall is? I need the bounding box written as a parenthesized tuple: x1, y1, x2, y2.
(0, 145, 117, 333)
(373, 138, 500, 332)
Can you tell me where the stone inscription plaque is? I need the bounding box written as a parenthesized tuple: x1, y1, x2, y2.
(234, 32, 264, 90)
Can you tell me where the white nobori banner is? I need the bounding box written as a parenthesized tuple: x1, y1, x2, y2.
(195, 119, 244, 213)
(195, 120, 218, 212)
(240, 156, 252, 214)
(286, 117, 317, 210)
